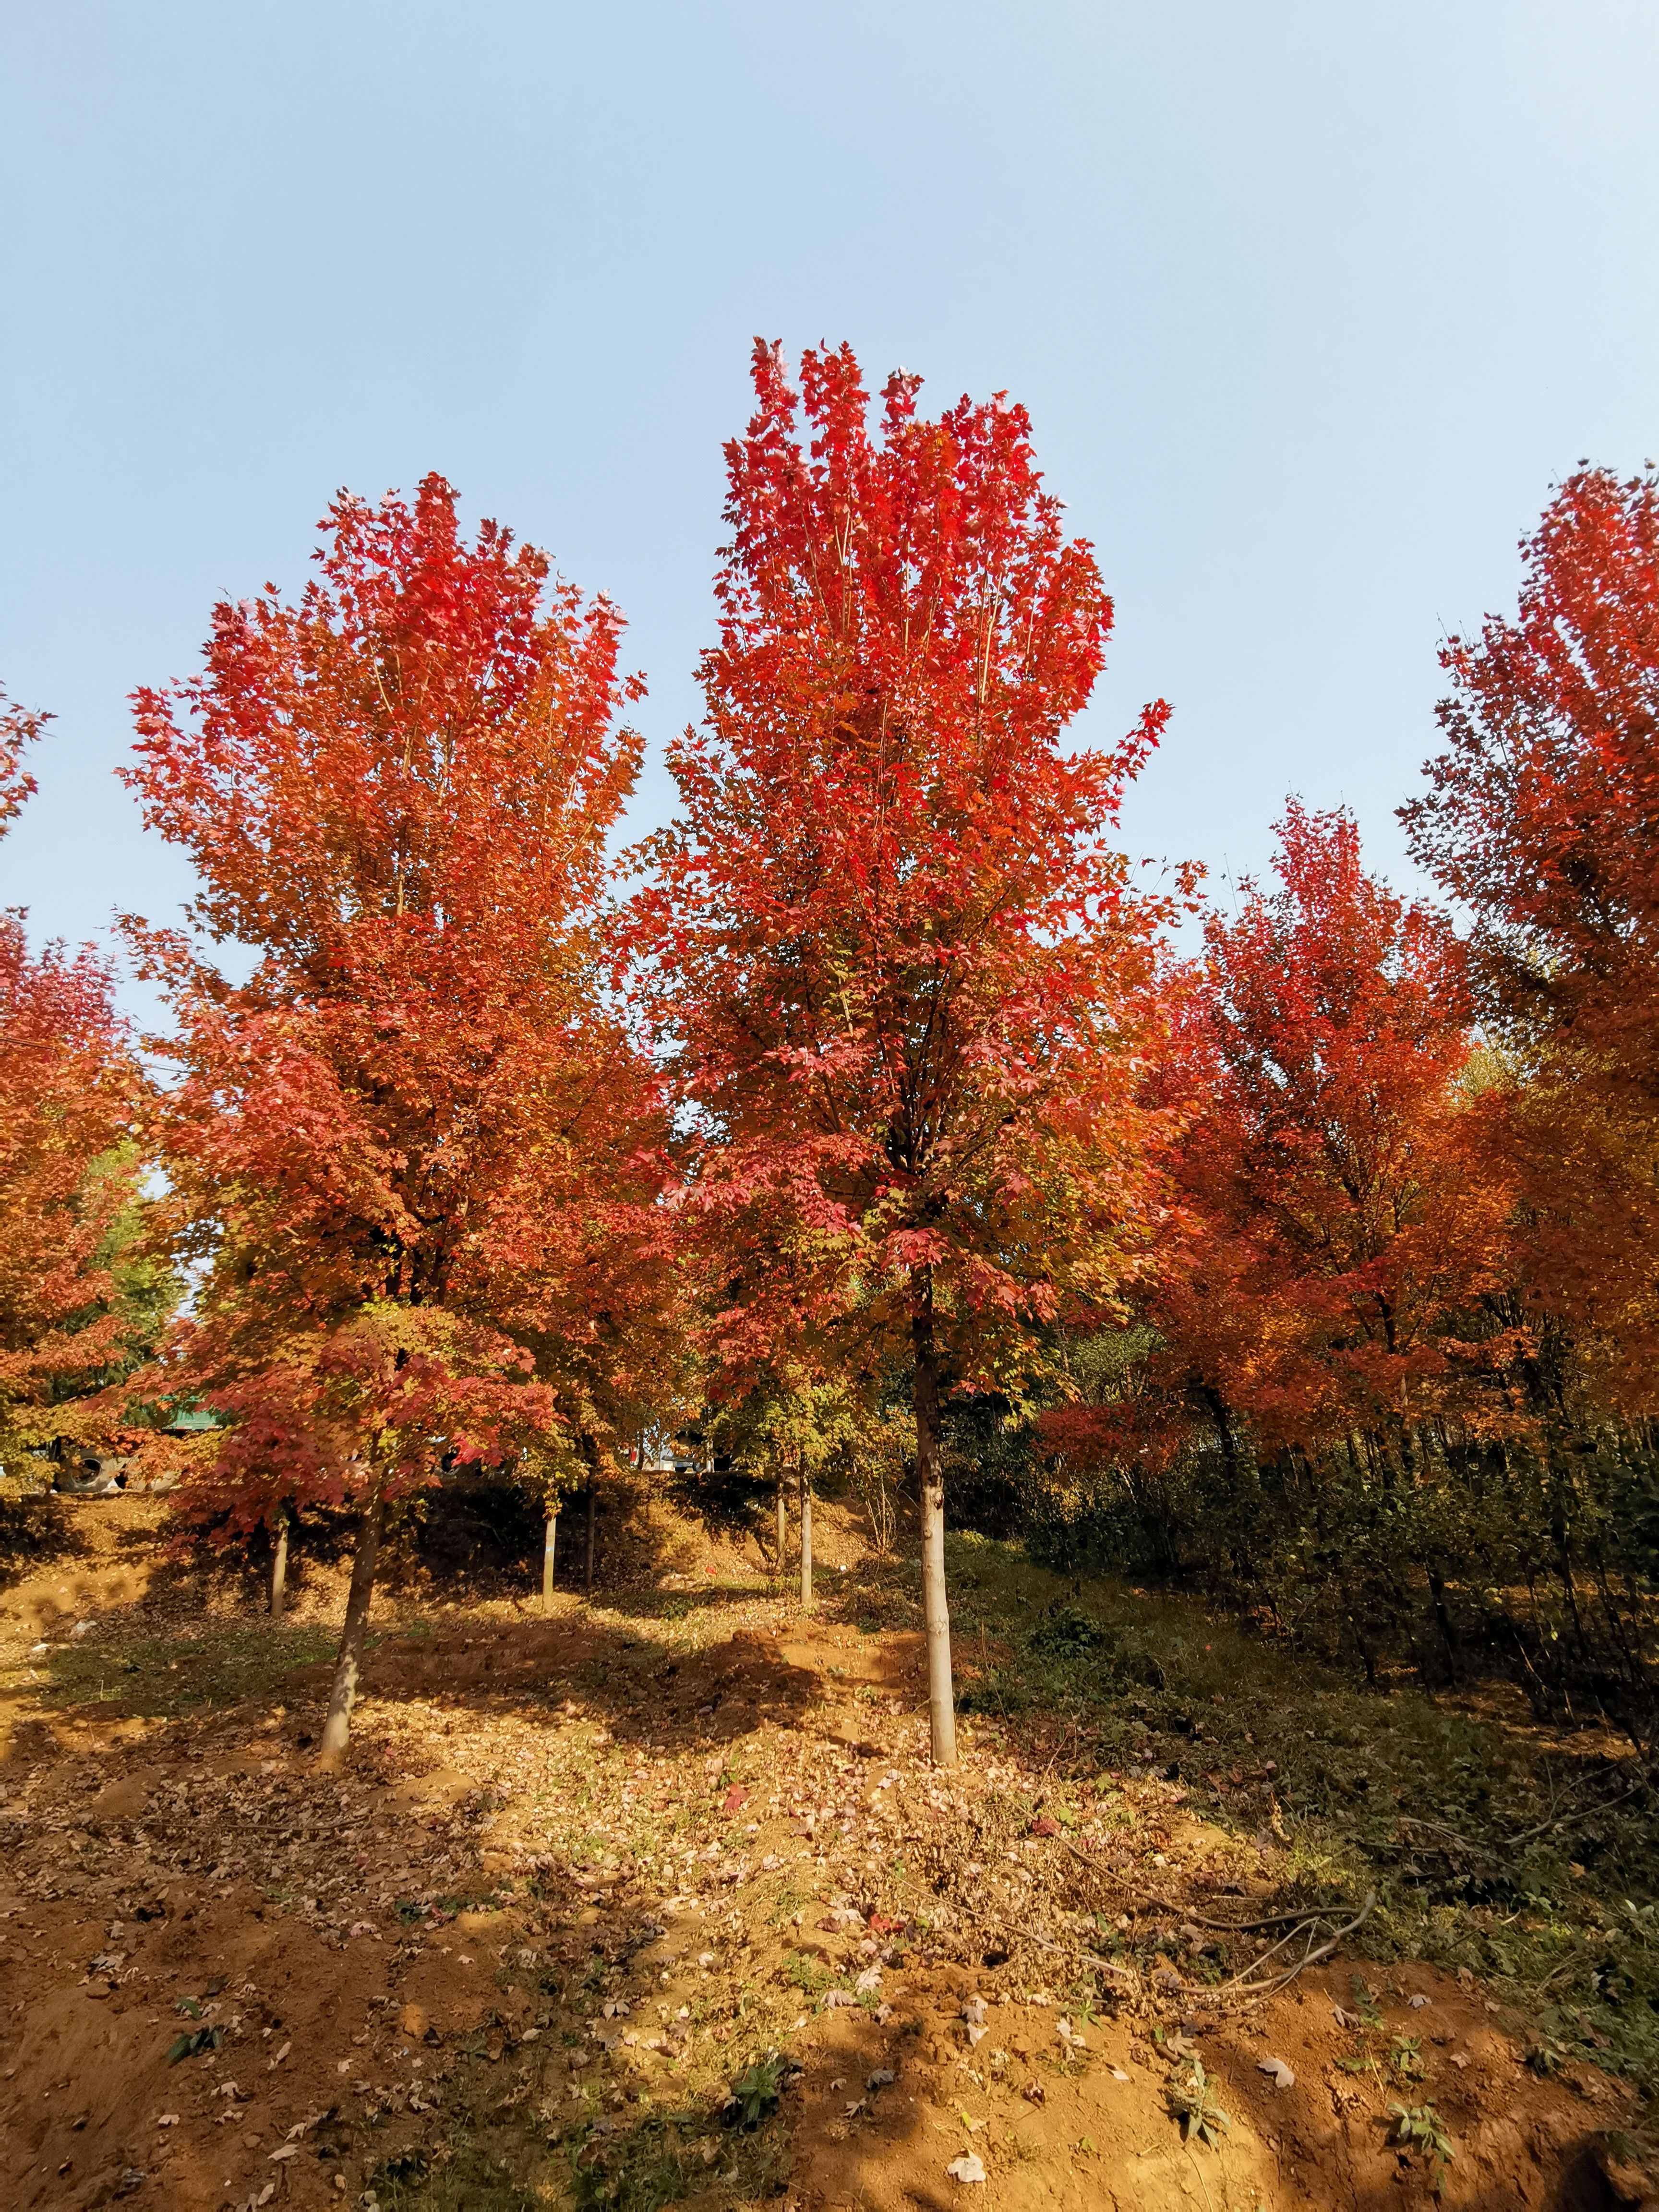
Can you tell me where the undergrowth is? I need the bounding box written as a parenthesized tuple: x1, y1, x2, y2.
(936, 1530, 1659, 2088)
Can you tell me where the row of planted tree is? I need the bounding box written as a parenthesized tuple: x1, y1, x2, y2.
(2, 339, 1657, 1765)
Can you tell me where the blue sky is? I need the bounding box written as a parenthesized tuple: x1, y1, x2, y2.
(3, 1, 1656, 994)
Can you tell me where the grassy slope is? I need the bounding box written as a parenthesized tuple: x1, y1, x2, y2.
(944, 1530, 1658, 2090)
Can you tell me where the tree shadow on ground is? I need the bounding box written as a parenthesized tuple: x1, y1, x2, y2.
(0, 1488, 89, 1592)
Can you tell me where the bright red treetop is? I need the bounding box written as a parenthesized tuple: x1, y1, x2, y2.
(1043, 805, 1513, 1477)
(1170, 803, 1510, 1445)
(1406, 465, 1659, 1090)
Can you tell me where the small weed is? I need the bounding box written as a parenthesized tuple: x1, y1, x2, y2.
(723, 2053, 795, 2129)
(1167, 2057, 1231, 2148)
(783, 1951, 828, 1997)
(166, 2025, 224, 2063)
(1389, 2033, 1426, 2082)
(1391, 2102, 1456, 2193)
(1028, 1604, 1110, 1657)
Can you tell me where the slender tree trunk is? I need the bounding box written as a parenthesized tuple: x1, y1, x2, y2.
(798, 1459, 813, 1610)
(914, 1278, 957, 1767)
(270, 1511, 289, 1622)
(775, 1469, 787, 1580)
(318, 1488, 384, 1771)
(585, 1479, 597, 1599)
(1425, 1562, 1460, 1682)
(542, 1506, 559, 1616)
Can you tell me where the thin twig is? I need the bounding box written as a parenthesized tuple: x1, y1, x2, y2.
(1225, 1890, 1378, 1999)
(1055, 1835, 1352, 1934)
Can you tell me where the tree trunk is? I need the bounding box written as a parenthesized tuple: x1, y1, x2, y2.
(585, 1479, 597, 1599)
(913, 1281, 957, 1765)
(317, 1489, 384, 1771)
(776, 1468, 788, 1579)
(798, 1460, 813, 1610)
(542, 1506, 559, 1616)
(270, 1511, 289, 1622)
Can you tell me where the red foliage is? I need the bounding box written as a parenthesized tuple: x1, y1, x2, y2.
(1044, 805, 1514, 1470)
(123, 475, 662, 1534)
(0, 690, 140, 1446)
(1405, 467, 1659, 1406)
(643, 341, 1178, 1384)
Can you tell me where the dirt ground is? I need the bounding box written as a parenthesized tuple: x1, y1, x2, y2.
(0, 1491, 1650, 2212)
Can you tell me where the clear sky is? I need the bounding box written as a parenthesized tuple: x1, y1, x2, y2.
(3, 1, 1656, 994)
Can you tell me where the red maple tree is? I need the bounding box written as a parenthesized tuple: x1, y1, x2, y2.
(124, 476, 657, 1763)
(640, 342, 1179, 1762)
(1405, 465, 1659, 1407)
(1043, 804, 1514, 1479)
(0, 689, 144, 1459)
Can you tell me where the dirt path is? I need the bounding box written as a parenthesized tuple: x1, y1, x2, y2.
(0, 1500, 1648, 2212)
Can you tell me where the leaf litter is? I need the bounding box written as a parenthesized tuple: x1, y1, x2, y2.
(0, 1487, 1647, 2210)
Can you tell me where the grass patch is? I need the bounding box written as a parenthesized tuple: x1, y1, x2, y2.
(34, 1622, 335, 1715)
(366, 2073, 790, 2212)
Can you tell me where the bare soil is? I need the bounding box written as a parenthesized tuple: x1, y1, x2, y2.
(0, 1491, 1650, 2212)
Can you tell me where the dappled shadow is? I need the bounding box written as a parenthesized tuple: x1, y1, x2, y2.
(0, 1488, 89, 1593)
(330, 1606, 827, 1755)
(7, 1570, 834, 1759)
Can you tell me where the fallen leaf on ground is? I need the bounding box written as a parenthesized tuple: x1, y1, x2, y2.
(1258, 2056, 1294, 2089)
(946, 2153, 986, 2184)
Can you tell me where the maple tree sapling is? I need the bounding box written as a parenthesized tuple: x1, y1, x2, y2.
(708, 1369, 867, 1607)
(642, 342, 1179, 1762)
(124, 475, 650, 1765)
